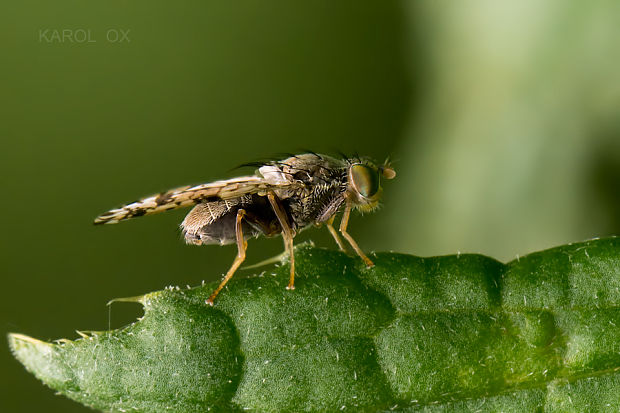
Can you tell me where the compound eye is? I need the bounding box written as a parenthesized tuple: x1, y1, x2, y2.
(350, 164, 380, 198)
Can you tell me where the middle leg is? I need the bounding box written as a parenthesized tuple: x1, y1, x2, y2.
(267, 192, 296, 290)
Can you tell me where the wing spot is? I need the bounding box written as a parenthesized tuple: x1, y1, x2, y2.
(132, 209, 146, 217)
(155, 192, 173, 205)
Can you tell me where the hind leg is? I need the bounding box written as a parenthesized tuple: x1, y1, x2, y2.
(206, 209, 247, 305)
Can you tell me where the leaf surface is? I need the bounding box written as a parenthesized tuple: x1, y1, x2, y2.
(9, 238, 620, 412)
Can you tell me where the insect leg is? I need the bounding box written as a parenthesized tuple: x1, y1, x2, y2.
(206, 209, 248, 305)
(339, 204, 374, 267)
(267, 192, 296, 290)
(325, 215, 347, 252)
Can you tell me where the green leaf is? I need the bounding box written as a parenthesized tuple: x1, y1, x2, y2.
(8, 237, 620, 412)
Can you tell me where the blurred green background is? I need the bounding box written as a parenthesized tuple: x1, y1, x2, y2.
(1, 1, 618, 411)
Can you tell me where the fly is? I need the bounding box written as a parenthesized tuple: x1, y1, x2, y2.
(95, 153, 396, 305)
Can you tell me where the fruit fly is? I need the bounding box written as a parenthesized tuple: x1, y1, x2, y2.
(95, 153, 396, 305)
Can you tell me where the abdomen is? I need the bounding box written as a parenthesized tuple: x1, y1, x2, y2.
(181, 194, 280, 246)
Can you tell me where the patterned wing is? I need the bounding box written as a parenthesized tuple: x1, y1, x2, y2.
(94, 176, 296, 225)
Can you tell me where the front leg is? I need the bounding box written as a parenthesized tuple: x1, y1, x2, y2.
(267, 192, 296, 290)
(339, 203, 374, 267)
(325, 215, 347, 252)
